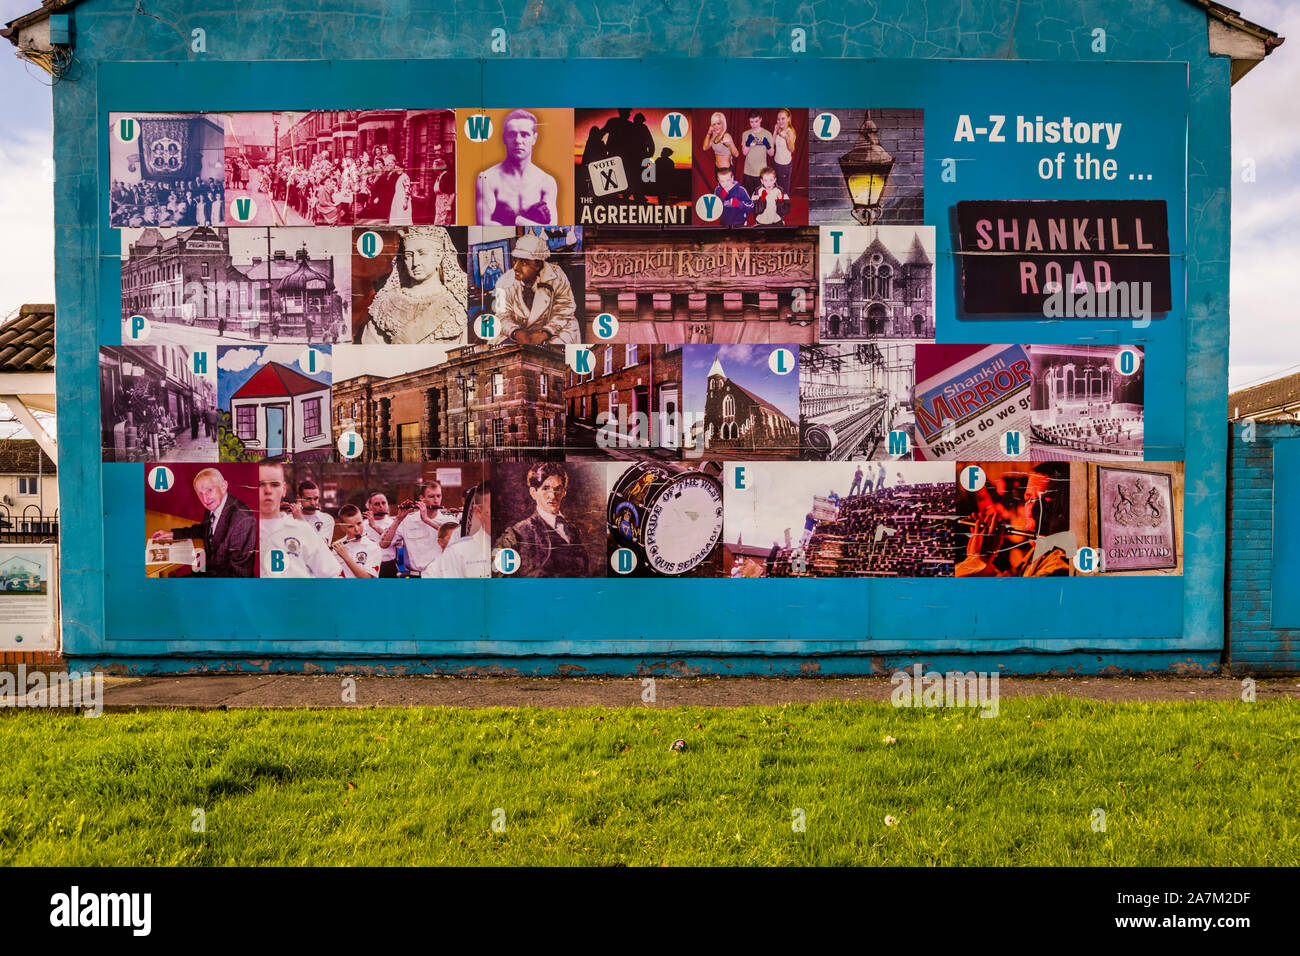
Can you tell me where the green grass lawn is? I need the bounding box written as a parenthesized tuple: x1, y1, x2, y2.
(1, 697, 1297, 865)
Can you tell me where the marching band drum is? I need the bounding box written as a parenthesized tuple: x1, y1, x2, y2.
(607, 461, 725, 575)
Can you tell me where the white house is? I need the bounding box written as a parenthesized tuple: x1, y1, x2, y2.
(229, 361, 331, 458)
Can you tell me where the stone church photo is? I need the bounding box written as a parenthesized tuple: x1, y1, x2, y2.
(685, 345, 800, 460)
(819, 226, 935, 340)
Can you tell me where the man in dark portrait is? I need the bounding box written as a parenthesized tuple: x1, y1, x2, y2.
(495, 462, 588, 577)
(149, 466, 257, 577)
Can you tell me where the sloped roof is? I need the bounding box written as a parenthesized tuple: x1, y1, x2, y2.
(279, 255, 331, 292)
(725, 542, 773, 558)
(729, 380, 794, 423)
(862, 235, 903, 271)
(0, 304, 55, 373)
(906, 233, 932, 266)
(0, 438, 56, 474)
(132, 227, 164, 250)
(1229, 371, 1300, 420)
(232, 361, 328, 399)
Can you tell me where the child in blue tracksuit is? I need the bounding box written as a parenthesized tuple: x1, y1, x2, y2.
(713, 168, 754, 227)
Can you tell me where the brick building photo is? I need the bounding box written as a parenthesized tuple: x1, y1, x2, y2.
(562, 343, 683, 457)
(120, 226, 349, 342)
(332, 342, 565, 461)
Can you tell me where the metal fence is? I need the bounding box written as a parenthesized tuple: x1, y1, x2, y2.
(0, 505, 59, 543)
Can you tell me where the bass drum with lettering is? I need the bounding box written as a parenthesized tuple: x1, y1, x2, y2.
(607, 461, 724, 576)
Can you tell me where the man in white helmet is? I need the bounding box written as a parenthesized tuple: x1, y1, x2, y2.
(493, 232, 581, 345)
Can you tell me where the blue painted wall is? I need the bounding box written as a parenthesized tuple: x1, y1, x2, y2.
(1226, 422, 1300, 673)
(51, 0, 1233, 675)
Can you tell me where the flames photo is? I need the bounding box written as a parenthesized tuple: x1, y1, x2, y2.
(954, 461, 1076, 577)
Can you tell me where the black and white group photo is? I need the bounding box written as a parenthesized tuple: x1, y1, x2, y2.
(108, 112, 227, 228)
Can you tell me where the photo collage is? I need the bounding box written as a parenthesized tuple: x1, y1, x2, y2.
(105, 107, 1181, 580)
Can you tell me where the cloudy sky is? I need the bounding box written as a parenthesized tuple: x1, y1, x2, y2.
(0, 0, 1295, 426)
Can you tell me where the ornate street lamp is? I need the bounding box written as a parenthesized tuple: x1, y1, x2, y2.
(455, 370, 471, 451)
(838, 112, 895, 225)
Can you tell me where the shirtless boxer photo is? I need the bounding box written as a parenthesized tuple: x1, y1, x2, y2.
(471, 109, 565, 226)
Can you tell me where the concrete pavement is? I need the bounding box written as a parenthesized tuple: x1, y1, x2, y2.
(61, 674, 1300, 711)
